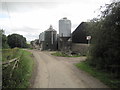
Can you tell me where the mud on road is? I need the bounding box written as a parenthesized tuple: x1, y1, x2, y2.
(29, 50, 108, 88)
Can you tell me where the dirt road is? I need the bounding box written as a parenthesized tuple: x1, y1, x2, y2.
(29, 50, 108, 88)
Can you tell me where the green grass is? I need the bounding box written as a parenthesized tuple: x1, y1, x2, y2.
(16, 49, 34, 88)
(2, 48, 21, 61)
(2, 48, 34, 88)
(51, 52, 81, 57)
(76, 61, 120, 88)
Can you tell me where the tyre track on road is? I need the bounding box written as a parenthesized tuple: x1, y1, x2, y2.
(30, 50, 108, 88)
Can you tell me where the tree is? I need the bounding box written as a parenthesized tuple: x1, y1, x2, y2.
(30, 41, 34, 46)
(0, 29, 9, 49)
(88, 1, 120, 77)
(35, 39, 39, 45)
(7, 34, 27, 48)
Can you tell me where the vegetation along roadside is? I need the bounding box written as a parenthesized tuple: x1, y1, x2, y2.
(51, 51, 83, 57)
(76, 61, 120, 88)
(2, 48, 34, 88)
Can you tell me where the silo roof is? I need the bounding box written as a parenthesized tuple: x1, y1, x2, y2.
(46, 25, 56, 31)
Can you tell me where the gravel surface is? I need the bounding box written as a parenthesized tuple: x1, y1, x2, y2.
(29, 50, 108, 88)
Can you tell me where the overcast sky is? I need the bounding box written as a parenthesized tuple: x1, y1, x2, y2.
(0, 0, 112, 41)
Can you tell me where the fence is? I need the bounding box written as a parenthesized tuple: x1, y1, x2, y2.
(2, 57, 20, 78)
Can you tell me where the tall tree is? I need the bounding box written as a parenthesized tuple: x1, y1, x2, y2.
(88, 1, 120, 76)
(0, 29, 9, 49)
(7, 34, 27, 48)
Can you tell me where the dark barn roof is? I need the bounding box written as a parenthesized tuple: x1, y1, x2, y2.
(72, 22, 88, 43)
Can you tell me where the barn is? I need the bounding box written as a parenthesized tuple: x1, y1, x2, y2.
(72, 22, 88, 44)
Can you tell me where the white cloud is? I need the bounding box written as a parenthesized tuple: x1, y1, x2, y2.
(0, 0, 111, 41)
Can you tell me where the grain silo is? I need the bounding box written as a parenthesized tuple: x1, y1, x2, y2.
(44, 25, 57, 50)
(39, 32, 45, 43)
(58, 17, 72, 52)
(59, 17, 71, 40)
(39, 32, 45, 50)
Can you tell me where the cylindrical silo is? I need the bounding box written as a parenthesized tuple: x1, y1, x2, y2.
(44, 25, 57, 50)
(39, 32, 45, 50)
(58, 17, 72, 52)
(39, 32, 45, 43)
(59, 17, 71, 38)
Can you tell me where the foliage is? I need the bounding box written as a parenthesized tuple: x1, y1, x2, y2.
(2, 48, 20, 61)
(2, 48, 34, 88)
(0, 29, 9, 49)
(26, 44, 30, 48)
(2, 34, 9, 48)
(30, 41, 34, 46)
(7, 34, 27, 48)
(87, 1, 120, 79)
(35, 39, 39, 45)
(76, 61, 120, 88)
(51, 52, 81, 57)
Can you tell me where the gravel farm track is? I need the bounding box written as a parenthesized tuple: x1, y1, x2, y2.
(28, 50, 108, 88)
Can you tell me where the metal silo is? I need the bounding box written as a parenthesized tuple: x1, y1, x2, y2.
(39, 32, 45, 43)
(44, 25, 57, 50)
(59, 17, 71, 38)
(39, 32, 45, 50)
(58, 17, 72, 52)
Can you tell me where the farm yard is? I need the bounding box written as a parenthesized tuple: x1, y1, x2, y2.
(0, 0, 120, 89)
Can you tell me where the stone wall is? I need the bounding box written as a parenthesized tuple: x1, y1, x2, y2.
(71, 43, 89, 55)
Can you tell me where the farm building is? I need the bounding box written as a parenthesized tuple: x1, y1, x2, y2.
(58, 17, 72, 52)
(72, 22, 88, 44)
(39, 25, 57, 51)
(39, 32, 45, 50)
(37, 18, 89, 55)
(71, 22, 90, 55)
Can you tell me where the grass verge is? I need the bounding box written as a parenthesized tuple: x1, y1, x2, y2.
(2, 48, 21, 61)
(2, 48, 34, 88)
(76, 61, 120, 88)
(51, 52, 81, 57)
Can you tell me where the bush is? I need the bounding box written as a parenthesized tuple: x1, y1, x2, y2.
(87, 1, 120, 78)
(51, 52, 81, 57)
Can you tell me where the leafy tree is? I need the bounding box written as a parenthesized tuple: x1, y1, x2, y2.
(7, 34, 27, 48)
(0, 29, 9, 49)
(35, 39, 39, 45)
(88, 1, 120, 77)
(30, 41, 34, 46)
